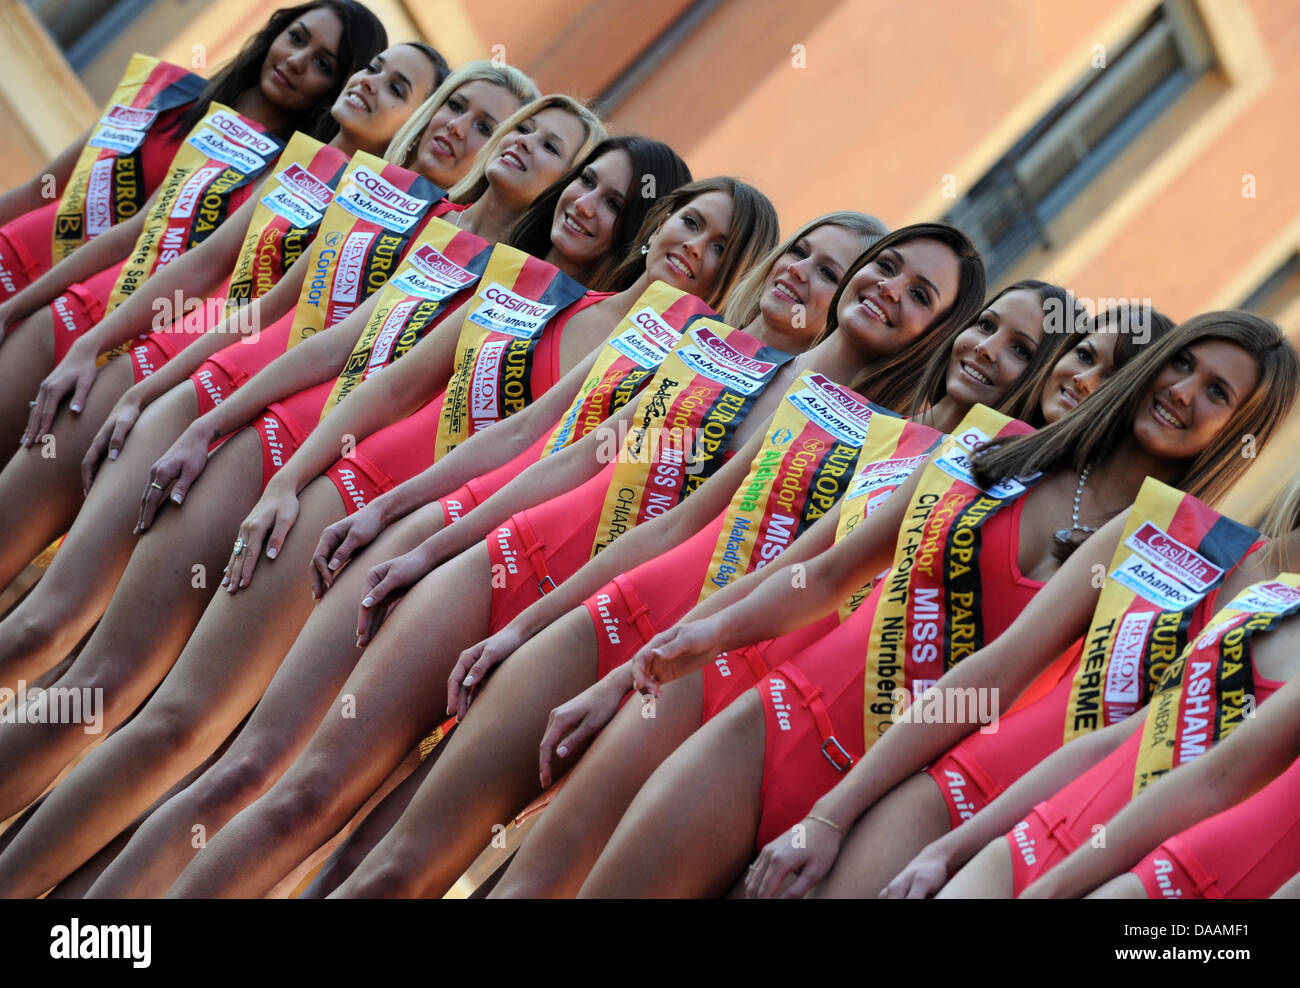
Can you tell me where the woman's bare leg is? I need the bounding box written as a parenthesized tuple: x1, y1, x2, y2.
(0, 426, 264, 820)
(0, 384, 199, 687)
(330, 609, 605, 899)
(0, 479, 350, 897)
(0, 309, 57, 453)
(491, 666, 706, 899)
(167, 542, 495, 898)
(86, 498, 448, 898)
(579, 689, 766, 898)
(0, 357, 135, 598)
(810, 773, 954, 897)
(302, 741, 445, 898)
(936, 837, 1015, 898)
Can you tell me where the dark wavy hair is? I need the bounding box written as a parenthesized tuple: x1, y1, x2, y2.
(166, 1, 388, 142)
(507, 136, 692, 291)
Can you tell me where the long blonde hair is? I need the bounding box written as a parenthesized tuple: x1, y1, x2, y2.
(721, 212, 888, 327)
(383, 60, 539, 167)
(447, 94, 605, 205)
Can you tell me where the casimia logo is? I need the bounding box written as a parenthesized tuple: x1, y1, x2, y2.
(407, 244, 474, 287)
(332, 231, 374, 304)
(1125, 522, 1222, 593)
(690, 324, 776, 376)
(278, 163, 334, 209)
(348, 166, 428, 216)
(103, 103, 157, 131)
(631, 305, 682, 351)
(208, 110, 278, 157)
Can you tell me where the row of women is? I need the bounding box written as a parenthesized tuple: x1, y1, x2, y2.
(0, 0, 1297, 900)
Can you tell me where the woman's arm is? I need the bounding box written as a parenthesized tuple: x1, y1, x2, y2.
(1024, 673, 1300, 899)
(884, 713, 1143, 898)
(448, 430, 770, 701)
(23, 195, 259, 443)
(311, 342, 613, 585)
(0, 194, 152, 331)
(353, 400, 644, 641)
(74, 193, 257, 358)
(0, 128, 88, 227)
(135, 294, 380, 528)
(807, 511, 1126, 834)
(81, 261, 310, 488)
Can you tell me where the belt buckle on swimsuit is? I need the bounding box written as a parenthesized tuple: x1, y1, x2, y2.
(821, 736, 853, 772)
(537, 575, 557, 596)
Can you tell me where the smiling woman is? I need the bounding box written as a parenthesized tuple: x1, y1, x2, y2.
(386, 61, 540, 188)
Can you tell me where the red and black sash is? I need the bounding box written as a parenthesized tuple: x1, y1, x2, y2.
(434, 243, 589, 456)
(1131, 573, 1300, 795)
(54, 54, 205, 260)
(1063, 477, 1259, 743)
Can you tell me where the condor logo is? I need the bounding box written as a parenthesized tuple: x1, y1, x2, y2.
(278, 163, 334, 209)
(171, 166, 224, 219)
(208, 110, 278, 157)
(1125, 522, 1222, 594)
(332, 231, 375, 304)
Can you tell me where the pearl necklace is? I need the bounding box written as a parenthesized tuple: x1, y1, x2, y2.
(1055, 463, 1097, 548)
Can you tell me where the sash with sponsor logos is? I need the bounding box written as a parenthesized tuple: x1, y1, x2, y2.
(320, 216, 492, 417)
(434, 243, 588, 458)
(540, 281, 717, 459)
(1062, 478, 1258, 744)
(286, 151, 444, 347)
(104, 103, 284, 312)
(862, 405, 1038, 741)
(223, 132, 350, 305)
(699, 373, 898, 600)
(833, 424, 945, 621)
(590, 321, 794, 556)
(53, 54, 205, 261)
(1131, 573, 1300, 796)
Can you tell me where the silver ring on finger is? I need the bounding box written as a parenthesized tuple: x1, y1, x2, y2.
(150, 481, 164, 490)
(233, 538, 245, 556)
(29, 400, 37, 407)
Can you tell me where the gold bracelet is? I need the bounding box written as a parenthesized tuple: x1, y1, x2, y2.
(806, 813, 845, 835)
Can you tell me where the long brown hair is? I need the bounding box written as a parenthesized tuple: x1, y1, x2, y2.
(822, 223, 985, 414)
(973, 311, 1300, 505)
(604, 176, 780, 311)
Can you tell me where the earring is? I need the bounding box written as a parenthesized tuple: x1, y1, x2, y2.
(640, 244, 649, 255)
